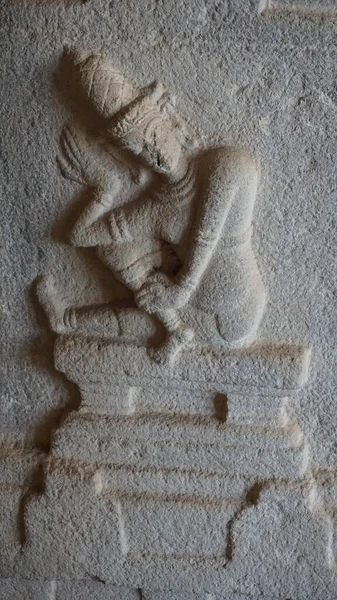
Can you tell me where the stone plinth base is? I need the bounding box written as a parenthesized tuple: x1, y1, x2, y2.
(54, 335, 311, 392)
(3, 335, 326, 597)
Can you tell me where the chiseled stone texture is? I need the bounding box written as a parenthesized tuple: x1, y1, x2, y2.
(261, 0, 337, 15)
(1, 0, 337, 598)
(1, 0, 336, 469)
(0, 580, 255, 600)
(0, 580, 139, 600)
(55, 581, 140, 600)
(0, 580, 50, 600)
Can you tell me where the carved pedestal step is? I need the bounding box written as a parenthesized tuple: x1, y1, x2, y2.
(17, 336, 313, 590)
(23, 456, 250, 583)
(78, 383, 294, 428)
(49, 455, 253, 504)
(229, 485, 334, 599)
(23, 458, 332, 597)
(56, 335, 309, 428)
(55, 336, 311, 392)
(52, 410, 306, 479)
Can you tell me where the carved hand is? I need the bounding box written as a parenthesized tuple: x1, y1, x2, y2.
(58, 124, 122, 190)
(135, 272, 191, 314)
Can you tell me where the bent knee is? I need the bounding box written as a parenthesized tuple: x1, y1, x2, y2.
(216, 288, 266, 347)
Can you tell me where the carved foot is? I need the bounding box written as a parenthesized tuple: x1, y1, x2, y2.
(148, 325, 194, 366)
(36, 275, 68, 334)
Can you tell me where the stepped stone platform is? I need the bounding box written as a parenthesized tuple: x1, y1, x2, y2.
(2, 334, 311, 588)
(54, 335, 311, 392)
(1, 334, 334, 597)
(53, 411, 305, 479)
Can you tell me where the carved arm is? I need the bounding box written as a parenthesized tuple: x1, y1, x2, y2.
(177, 148, 257, 295)
(135, 149, 258, 314)
(70, 184, 162, 247)
(107, 192, 161, 244)
(70, 189, 120, 247)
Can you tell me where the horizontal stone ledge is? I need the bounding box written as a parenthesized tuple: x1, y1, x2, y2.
(54, 411, 303, 448)
(260, 0, 337, 17)
(78, 384, 291, 424)
(52, 414, 306, 479)
(46, 457, 253, 504)
(54, 335, 311, 392)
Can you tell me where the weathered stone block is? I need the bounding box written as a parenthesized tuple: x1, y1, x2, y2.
(118, 496, 233, 560)
(260, 0, 337, 15)
(55, 337, 311, 393)
(0, 579, 49, 600)
(3, 0, 336, 595)
(52, 410, 306, 479)
(55, 581, 140, 600)
(24, 467, 122, 579)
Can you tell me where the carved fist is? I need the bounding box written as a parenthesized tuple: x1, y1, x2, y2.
(135, 272, 190, 314)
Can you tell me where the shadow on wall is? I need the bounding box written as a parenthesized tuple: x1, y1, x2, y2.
(23, 50, 135, 455)
(51, 57, 135, 304)
(26, 284, 82, 454)
(16, 287, 82, 546)
(51, 49, 140, 305)
(22, 52, 133, 452)
(53, 49, 112, 156)
(49, 186, 134, 305)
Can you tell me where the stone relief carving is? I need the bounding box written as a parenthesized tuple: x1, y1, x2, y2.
(7, 50, 321, 594)
(37, 49, 266, 365)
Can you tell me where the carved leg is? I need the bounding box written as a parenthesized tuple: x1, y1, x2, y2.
(148, 309, 194, 366)
(114, 256, 194, 362)
(127, 269, 195, 365)
(36, 275, 193, 361)
(36, 275, 70, 333)
(36, 275, 119, 335)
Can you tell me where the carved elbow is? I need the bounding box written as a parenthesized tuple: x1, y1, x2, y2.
(69, 232, 80, 247)
(207, 148, 259, 196)
(69, 225, 85, 247)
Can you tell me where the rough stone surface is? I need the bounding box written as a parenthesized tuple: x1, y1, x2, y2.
(1, 0, 337, 598)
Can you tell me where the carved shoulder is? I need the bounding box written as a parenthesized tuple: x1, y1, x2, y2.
(200, 146, 258, 179)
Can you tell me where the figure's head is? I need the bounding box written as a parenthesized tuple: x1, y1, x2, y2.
(72, 50, 197, 180)
(108, 82, 195, 180)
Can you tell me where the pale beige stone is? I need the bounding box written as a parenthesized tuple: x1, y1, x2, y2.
(1, 1, 337, 598)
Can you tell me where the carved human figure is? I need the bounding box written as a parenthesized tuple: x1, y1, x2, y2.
(37, 51, 266, 364)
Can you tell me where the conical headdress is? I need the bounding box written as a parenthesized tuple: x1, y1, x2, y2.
(72, 49, 138, 119)
(71, 49, 197, 149)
